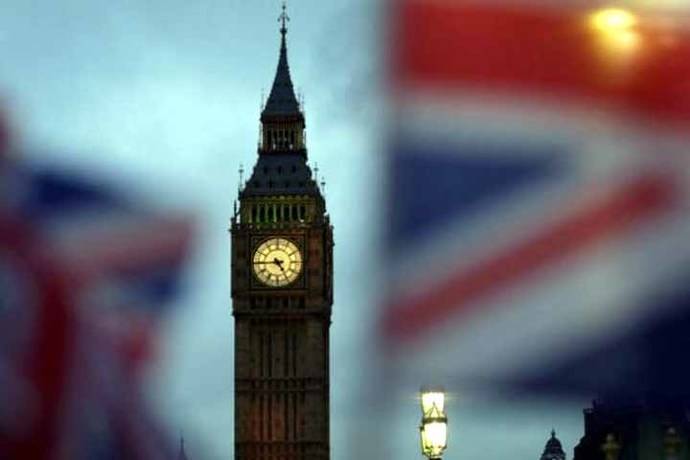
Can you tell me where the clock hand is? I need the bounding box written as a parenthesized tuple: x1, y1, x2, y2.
(273, 258, 286, 272)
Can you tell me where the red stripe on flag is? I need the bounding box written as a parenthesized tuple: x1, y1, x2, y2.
(0, 217, 76, 458)
(382, 174, 677, 342)
(392, 1, 690, 126)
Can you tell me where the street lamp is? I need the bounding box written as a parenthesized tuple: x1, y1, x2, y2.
(419, 386, 448, 460)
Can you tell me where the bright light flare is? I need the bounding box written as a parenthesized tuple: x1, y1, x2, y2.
(589, 7, 642, 59)
(590, 8, 638, 32)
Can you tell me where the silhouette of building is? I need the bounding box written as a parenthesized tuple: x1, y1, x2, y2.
(230, 4, 333, 460)
(541, 430, 567, 460)
(573, 400, 690, 460)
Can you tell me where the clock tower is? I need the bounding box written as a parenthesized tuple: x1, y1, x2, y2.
(230, 6, 333, 460)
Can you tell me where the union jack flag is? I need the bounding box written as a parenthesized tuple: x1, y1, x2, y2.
(0, 121, 194, 459)
(380, 0, 690, 400)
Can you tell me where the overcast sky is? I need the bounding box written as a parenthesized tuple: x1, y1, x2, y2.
(4, 1, 586, 458)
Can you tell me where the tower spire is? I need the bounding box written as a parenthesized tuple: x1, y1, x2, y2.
(262, 1, 301, 118)
(540, 429, 565, 460)
(177, 435, 189, 460)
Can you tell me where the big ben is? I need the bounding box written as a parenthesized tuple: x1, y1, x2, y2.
(230, 5, 333, 460)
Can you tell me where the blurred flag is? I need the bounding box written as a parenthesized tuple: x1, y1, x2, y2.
(381, 0, 690, 401)
(0, 109, 194, 459)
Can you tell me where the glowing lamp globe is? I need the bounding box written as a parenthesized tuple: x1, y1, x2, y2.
(419, 386, 448, 459)
(420, 418, 448, 458)
(420, 388, 445, 415)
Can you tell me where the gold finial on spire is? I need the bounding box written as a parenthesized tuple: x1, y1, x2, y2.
(278, 1, 290, 36)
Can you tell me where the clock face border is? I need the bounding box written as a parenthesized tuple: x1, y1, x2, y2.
(250, 236, 305, 289)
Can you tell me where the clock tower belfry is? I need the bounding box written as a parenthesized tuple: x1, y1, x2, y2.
(230, 6, 333, 460)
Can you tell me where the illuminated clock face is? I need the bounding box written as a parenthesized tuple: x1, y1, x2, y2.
(252, 237, 303, 287)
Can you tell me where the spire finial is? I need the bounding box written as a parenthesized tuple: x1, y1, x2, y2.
(279, 1, 290, 36)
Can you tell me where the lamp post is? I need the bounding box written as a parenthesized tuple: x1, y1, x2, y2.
(419, 386, 448, 460)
